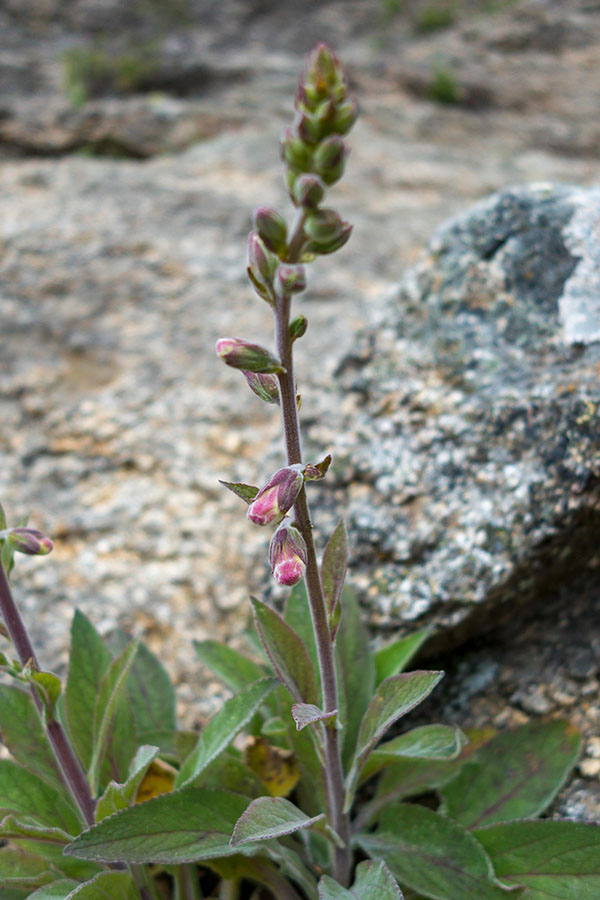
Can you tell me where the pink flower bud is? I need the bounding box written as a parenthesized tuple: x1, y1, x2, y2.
(247, 231, 278, 285)
(242, 371, 280, 405)
(2, 528, 53, 556)
(247, 465, 304, 526)
(216, 338, 284, 374)
(269, 523, 307, 587)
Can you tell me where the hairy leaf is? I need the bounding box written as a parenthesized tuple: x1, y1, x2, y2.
(292, 703, 338, 731)
(95, 744, 159, 821)
(27, 882, 79, 900)
(0, 685, 64, 793)
(65, 788, 259, 863)
(335, 587, 375, 768)
(108, 633, 176, 753)
(252, 598, 318, 705)
(176, 678, 275, 787)
(0, 760, 81, 835)
(319, 859, 403, 899)
(0, 814, 72, 845)
(440, 720, 581, 829)
(374, 628, 433, 684)
(345, 670, 444, 810)
(88, 641, 139, 794)
(321, 520, 348, 636)
(219, 481, 259, 503)
(65, 611, 112, 770)
(284, 581, 319, 676)
(475, 820, 600, 899)
(63, 871, 138, 899)
(362, 725, 466, 781)
(230, 796, 324, 846)
(357, 803, 520, 900)
(194, 640, 266, 693)
(0, 847, 54, 888)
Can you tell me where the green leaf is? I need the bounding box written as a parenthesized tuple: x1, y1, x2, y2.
(284, 581, 319, 676)
(0, 847, 54, 887)
(375, 628, 433, 684)
(335, 587, 375, 768)
(65, 788, 259, 863)
(321, 520, 348, 636)
(356, 803, 520, 900)
(352, 860, 403, 900)
(0, 685, 64, 792)
(196, 749, 264, 797)
(292, 703, 338, 731)
(475, 820, 600, 899)
(95, 744, 159, 821)
(231, 796, 325, 846)
(176, 677, 275, 787)
(440, 720, 581, 829)
(194, 640, 266, 693)
(108, 633, 177, 753)
(0, 814, 72, 845)
(0, 760, 81, 834)
(27, 882, 80, 900)
(63, 871, 138, 899)
(219, 481, 259, 504)
(88, 641, 139, 794)
(345, 670, 444, 811)
(65, 611, 113, 770)
(20, 665, 62, 723)
(252, 598, 318, 705)
(319, 859, 403, 899)
(13, 840, 101, 883)
(362, 725, 466, 781)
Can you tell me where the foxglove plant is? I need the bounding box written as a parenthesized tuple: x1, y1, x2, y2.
(1, 43, 599, 900)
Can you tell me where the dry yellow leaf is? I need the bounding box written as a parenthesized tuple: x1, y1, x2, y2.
(245, 736, 300, 798)
(135, 758, 177, 804)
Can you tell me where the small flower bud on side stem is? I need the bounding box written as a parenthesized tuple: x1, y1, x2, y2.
(1, 528, 53, 556)
(269, 523, 307, 586)
(216, 338, 285, 374)
(247, 466, 304, 526)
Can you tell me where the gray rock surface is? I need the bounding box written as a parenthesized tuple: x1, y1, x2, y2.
(335, 184, 600, 643)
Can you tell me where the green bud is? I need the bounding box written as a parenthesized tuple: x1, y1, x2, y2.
(334, 99, 358, 135)
(304, 208, 353, 253)
(296, 112, 321, 146)
(281, 128, 314, 173)
(289, 315, 308, 342)
(276, 265, 306, 297)
(252, 207, 288, 256)
(216, 338, 285, 374)
(292, 174, 325, 208)
(314, 136, 346, 185)
(242, 371, 281, 405)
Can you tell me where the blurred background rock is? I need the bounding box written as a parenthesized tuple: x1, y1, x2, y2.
(1, 0, 599, 816)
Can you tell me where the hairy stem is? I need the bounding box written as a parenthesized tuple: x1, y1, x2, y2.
(0, 563, 96, 827)
(274, 214, 352, 885)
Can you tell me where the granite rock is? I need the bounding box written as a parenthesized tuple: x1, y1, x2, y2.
(334, 184, 600, 649)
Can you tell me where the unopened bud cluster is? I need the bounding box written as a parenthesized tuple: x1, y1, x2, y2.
(216, 44, 356, 589)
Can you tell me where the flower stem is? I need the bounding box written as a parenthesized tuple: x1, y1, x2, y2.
(0, 563, 96, 827)
(274, 216, 352, 886)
